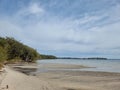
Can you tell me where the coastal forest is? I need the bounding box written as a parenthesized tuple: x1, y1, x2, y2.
(0, 37, 56, 64)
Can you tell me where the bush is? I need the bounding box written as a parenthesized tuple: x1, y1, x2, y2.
(0, 46, 7, 62)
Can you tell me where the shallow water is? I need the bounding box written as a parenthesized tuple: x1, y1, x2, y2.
(37, 59, 120, 73)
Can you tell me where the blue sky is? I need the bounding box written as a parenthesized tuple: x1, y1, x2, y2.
(0, 0, 120, 58)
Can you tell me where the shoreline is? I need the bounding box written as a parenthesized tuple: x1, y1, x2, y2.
(10, 63, 120, 75)
(1, 63, 120, 90)
(35, 63, 120, 90)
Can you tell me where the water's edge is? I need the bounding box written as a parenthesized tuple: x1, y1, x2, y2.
(37, 59, 120, 73)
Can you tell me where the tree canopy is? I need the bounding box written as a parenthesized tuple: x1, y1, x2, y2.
(0, 37, 56, 63)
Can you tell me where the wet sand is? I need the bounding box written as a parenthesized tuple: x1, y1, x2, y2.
(36, 63, 120, 90)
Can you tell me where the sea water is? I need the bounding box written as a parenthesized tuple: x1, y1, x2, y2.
(37, 59, 120, 73)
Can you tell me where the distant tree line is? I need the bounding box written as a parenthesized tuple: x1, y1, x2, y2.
(0, 37, 57, 64)
(59, 57, 107, 60)
(40, 54, 57, 59)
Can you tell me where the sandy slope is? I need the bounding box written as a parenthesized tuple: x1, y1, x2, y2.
(0, 66, 59, 90)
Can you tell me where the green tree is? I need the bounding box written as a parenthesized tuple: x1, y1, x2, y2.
(0, 46, 7, 62)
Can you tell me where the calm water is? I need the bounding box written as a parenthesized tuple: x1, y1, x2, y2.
(37, 59, 120, 73)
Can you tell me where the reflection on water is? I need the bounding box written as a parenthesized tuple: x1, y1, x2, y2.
(37, 59, 120, 73)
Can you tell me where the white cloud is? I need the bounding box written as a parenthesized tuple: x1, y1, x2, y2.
(20, 17, 120, 56)
(15, 2, 44, 18)
(28, 3, 44, 15)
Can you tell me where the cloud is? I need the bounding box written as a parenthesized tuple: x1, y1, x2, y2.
(0, 0, 120, 58)
(0, 20, 23, 39)
(15, 2, 45, 19)
(29, 3, 44, 14)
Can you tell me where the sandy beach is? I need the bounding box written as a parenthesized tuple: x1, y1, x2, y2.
(1, 63, 120, 90)
(0, 64, 59, 90)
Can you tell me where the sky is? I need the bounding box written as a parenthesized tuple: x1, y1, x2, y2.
(0, 0, 120, 58)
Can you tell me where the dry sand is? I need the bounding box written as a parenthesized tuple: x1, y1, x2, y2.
(0, 65, 59, 90)
(1, 63, 120, 90)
